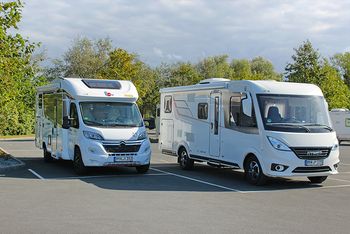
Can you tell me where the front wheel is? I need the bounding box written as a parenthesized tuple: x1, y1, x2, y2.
(244, 155, 267, 185)
(136, 164, 150, 173)
(308, 176, 328, 184)
(179, 148, 194, 170)
(73, 147, 88, 175)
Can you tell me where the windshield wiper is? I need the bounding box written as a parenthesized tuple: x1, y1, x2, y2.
(303, 124, 333, 132)
(83, 120, 104, 126)
(267, 123, 311, 132)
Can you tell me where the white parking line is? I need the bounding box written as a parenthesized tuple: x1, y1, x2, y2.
(340, 163, 350, 166)
(50, 173, 169, 180)
(28, 169, 45, 180)
(150, 167, 244, 193)
(328, 177, 350, 183)
(242, 184, 350, 193)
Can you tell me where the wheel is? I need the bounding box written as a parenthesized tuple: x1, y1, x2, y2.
(43, 144, 53, 163)
(244, 155, 267, 185)
(308, 176, 327, 184)
(136, 164, 150, 173)
(179, 147, 194, 170)
(73, 147, 88, 175)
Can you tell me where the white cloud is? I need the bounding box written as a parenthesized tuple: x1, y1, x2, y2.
(16, 0, 350, 71)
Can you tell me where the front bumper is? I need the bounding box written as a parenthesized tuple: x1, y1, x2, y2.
(80, 139, 151, 167)
(261, 149, 339, 178)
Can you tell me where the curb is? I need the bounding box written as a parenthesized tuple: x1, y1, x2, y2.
(0, 147, 26, 173)
(0, 137, 35, 141)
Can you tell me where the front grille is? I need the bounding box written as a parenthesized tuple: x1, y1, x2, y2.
(292, 166, 331, 173)
(103, 144, 141, 153)
(291, 147, 331, 160)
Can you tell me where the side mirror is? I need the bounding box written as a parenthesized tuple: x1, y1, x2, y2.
(62, 116, 71, 129)
(242, 94, 253, 117)
(144, 118, 155, 130)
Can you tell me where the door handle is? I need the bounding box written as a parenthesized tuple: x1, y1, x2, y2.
(211, 122, 213, 129)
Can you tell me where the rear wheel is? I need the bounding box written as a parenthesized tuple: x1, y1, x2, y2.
(43, 144, 53, 163)
(308, 176, 327, 184)
(179, 148, 194, 170)
(244, 155, 267, 185)
(73, 147, 88, 175)
(136, 164, 150, 173)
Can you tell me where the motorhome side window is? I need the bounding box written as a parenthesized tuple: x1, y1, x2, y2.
(229, 93, 257, 128)
(38, 94, 43, 109)
(164, 95, 172, 113)
(198, 103, 208, 119)
(70, 103, 79, 129)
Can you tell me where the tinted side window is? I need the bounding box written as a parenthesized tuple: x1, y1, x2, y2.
(38, 94, 43, 109)
(198, 103, 208, 119)
(229, 93, 257, 128)
(164, 95, 172, 113)
(70, 103, 79, 129)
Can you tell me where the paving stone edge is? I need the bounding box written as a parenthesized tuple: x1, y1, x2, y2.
(0, 147, 26, 173)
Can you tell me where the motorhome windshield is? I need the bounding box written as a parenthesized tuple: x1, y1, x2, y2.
(257, 94, 332, 133)
(80, 102, 143, 127)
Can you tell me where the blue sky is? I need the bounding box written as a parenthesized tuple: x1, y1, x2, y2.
(18, 0, 350, 72)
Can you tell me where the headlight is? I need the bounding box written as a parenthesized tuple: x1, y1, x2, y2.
(267, 136, 291, 151)
(332, 140, 339, 151)
(137, 130, 147, 140)
(83, 131, 104, 140)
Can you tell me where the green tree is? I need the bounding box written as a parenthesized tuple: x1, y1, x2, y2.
(168, 62, 200, 86)
(46, 37, 112, 80)
(196, 55, 234, 79)
(250, 57, 282, 81)
(231, 59, 252, 80)
(99, 48, 157, 115)
(285, 40, 323, 85)
(331, 52, 350, 88)
(319, 60, 350, 109)
(0, 0, 41, 135)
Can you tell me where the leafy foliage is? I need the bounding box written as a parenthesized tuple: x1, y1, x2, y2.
(331, 52, 350, 88)
(285, 41, 350, 109)
(0, 0, 42, 135)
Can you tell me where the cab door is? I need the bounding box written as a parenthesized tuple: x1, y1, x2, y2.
(209, 92, 221, 157)
(68, 102, 80, 159)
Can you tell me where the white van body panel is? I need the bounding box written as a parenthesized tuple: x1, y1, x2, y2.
(330, 109, 350, 142)
(35, 78, 151, 167)
(159, 79, 339, 178)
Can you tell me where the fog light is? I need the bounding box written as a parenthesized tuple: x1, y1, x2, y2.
(88, 147, 97, 153)
(271, 163, 289, 172)
(334, 163, 339, 170)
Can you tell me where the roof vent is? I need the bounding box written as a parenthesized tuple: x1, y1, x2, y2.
(199, 78, 230, 84)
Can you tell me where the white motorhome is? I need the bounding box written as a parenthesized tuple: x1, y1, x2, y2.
(159, 78, 339, 185)
(35, 78, 151, 174)
(330, 108, 350, 143)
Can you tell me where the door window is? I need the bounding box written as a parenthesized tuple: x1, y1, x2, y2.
(229, 93, 257, 128)
(70, 103, 79, 129)
(214, 97, 219, 135)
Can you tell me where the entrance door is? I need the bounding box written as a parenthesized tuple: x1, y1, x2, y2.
(209, 92, 221, 157)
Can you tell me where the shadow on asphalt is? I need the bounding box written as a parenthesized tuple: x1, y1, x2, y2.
(1, 156, 328, 192)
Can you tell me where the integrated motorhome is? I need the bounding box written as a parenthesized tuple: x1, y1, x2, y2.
(159, 78, 339, 185)
(35, 78, 151, 174)
(330, 108, 350, 143)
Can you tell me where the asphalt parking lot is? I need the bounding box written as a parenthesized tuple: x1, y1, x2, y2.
(1, 139, 350, 233)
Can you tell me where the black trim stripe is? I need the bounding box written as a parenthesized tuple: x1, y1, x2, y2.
(190, 154, 240, 169)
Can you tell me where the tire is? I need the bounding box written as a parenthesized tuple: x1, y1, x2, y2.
(179, 147, 194, 170)
(136, 164, 150, 173)
(73, 147, 88, 175)
(43, 144, 53, 163)
(308, 176, 328, 184)
(244, 155, 267, 185)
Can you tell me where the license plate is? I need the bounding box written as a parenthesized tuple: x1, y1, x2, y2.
(305, 159, 323, 166)
(114, 156, 133, 162)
